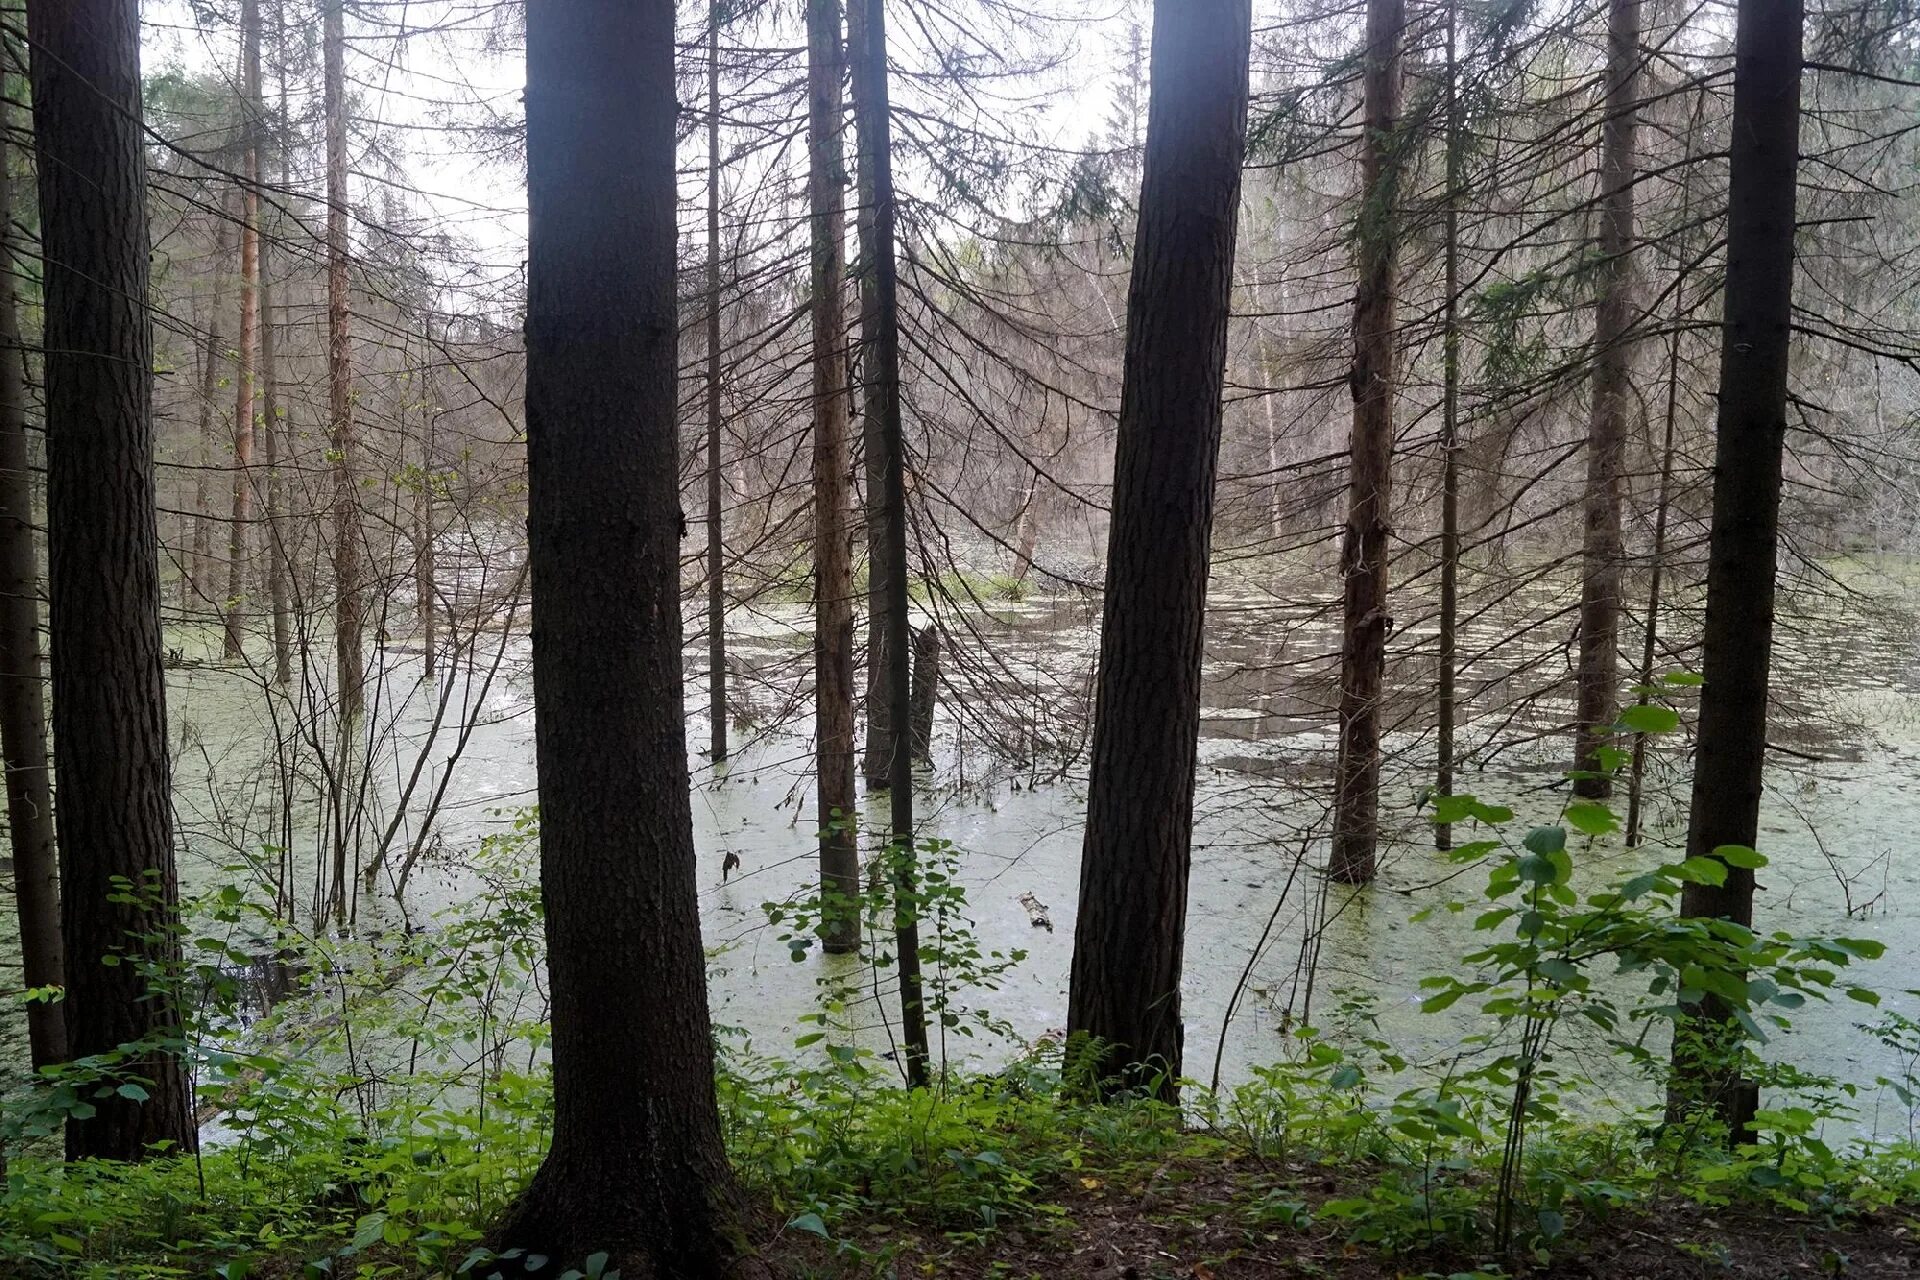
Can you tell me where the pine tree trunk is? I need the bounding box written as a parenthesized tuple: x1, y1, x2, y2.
(188, 216, 236, 616)
(1573, 0, 1642, 798)
(808, 0, 860, 955)
(1330, 0, 1404, 885)
(848, 0, 929, 1085)
(1674, 0, 1803, 1132)
(1065, 0, 1251, 1104)
(495, 0, 754, 1268)
(28, 0, 197, 1159)
(261, 187, 292, 686)
(414, 326, 435, 679)
(853, 0, 891, 790)
(0, 120, 64, 1070)
(1435, 0, 1462, 852)
(323, 0, 363, 923)
(223, 0, 263, 661)
(705, 4, 728, 762)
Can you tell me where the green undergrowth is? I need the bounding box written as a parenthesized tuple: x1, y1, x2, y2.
(4, 1035, 1918, 1279)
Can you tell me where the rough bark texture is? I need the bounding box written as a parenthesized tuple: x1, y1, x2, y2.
(264, 0, 293, 685)
(1572, 0, 1642, 798)
(0, 124, 64, 1069)
(414, 329, 436, 678)
(808, 0, 860, 955)
(29, 0, 198, 1159)
(1065, 0, 1251, 1103)
(324, 0, 364, 725)
(848, 0, 929, 1085)
(1675, 0, 1802, 1125)
(1435, 0, 1461, 853)
(910, 624, 937, 762)
(1329, 0, 1404, 886)
(706, 4, 728, 762)
(187, 216, 237, 614)
(494, 0, 755, 1270)
(853, 0, 891, 791)
(223, 0, 263, 661)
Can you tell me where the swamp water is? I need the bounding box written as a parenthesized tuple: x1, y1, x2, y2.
(9, 559, 1920, 1140)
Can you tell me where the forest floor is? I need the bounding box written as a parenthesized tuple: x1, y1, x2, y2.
(791, 1151, 1919, 1279)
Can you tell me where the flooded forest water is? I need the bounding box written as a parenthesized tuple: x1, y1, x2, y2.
(8, 547, 1920, 1138)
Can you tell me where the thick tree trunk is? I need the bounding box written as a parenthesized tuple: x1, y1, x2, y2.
(495, 0, 753, 1268)
(0, 123, 64, 1070)
(706, 5, 728, 762)
(1435, 0, 1462, 852)
(808, 0, 860, 954)
(28, 0, 197, 1159)
(1065, 0, 1251, 1103)
(1674, 0, 1803, 1129)
(1572, 0, 1642, 798)
(222, 0, 263, 661)
(1329, 0, 1404, 886)
(323, 0, 363, 923)
(910, 624, 938, 761)
(848, 0, 929, 1085)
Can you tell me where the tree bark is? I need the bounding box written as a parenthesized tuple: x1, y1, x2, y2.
(706, 4, 728, 762)
(323, 0, 363, 924)
(848, 0, 929, 1085)
(264, 0, 293, 686)
(1065, 0, 1251, 1103)
(808, 0, 860, 955)
(222, 0, 263, 661)
(495, 0, 753, 1269)
(1329, 0, 1404, 886)
(1434, 0, 1462, 852)
(187, 216, 237, 616)
(415, 323, 436, 678)
(1674, 0, 1803, 1128)
(28, 0, 197, 1159)
(853, 0, 891, 791)
(1572, 0, 1642, 798)
(910, 624, 938, 761)
(0, 111, 64, 1070)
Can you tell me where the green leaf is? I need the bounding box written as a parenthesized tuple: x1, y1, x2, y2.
(788, 1212, 830, 1239)
(1619, 703, 1681, 734)
(1564, 801, 1618, 836)
(1713, 844, 1767, 869)
(1847, 987, 1881, 1006)
(1674, 857, 1728, 887)
(1523, 825, 1567, 855)
(1661, 671, 1704, 686)
(115, 1082, 149, 1102)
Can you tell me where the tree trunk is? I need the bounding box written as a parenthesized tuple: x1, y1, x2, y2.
(323, 0, 363, 924)
(910, 624, 938, 761)
(414, 327, 436, 679)
(28, 0, 197, 1159)
(1572, 0, 1642, 798)
(1434, 0, 1462, 852)
(1329, 0, 1404, 886)
(261, 180, 292, 685)
(1674, 0, 1803, 1129)
(495, 0, 753, 1268)
(222, 0, 263, 661)
(1065, 0, 1251, 1103)
(188, 216, 236, 616)
(808, 0, 860, 955)
(706, 4, 728, 762)
(848, 0, 929, 1085)
(0, 115, 64, 1070)
(854, 0, 891, 792)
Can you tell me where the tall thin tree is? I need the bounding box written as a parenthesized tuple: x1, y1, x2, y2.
(28, 0, 197, 1158)
(1329, 0, 1405, 885)
(494, 0, 755, 1268)
(1065, 0, 1252, 1103)
(222, 0, 264, 660)
(0, 86, 63, 1069)
(848, 0, 929, 1084)
(1572, 0, 1643, 797)
(808, 0, 860, 953)
(1675, 0, 1804, 1129)
(706, 1, 728, 762)
(1434, 0, 1464, 851)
